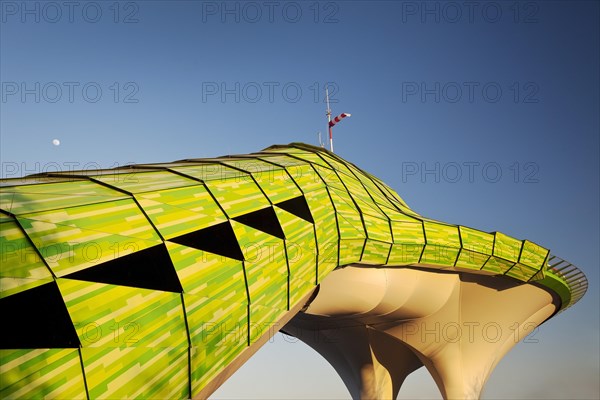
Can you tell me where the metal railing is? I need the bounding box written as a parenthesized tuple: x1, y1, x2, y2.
(547, 254, 588, 310)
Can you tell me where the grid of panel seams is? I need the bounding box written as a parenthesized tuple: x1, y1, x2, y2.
(0, 143, 580, 399)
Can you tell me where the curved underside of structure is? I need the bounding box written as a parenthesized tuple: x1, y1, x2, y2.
(0, 143, 587, 399)
(285, 265, 559, 399)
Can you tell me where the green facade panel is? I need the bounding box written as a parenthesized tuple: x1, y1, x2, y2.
(137, 185, 227, 239)
(248, 169, 302, 204)
(0, 348, 87, 400)
(520, 240, 549, 270)
(506, 262, 541, 282)
(460, 226, 494, 255)
(92, 171, 199, 194)
(231, 221, 287, 311)
(0, 142, 586, 399)
(273, 207, 317, 287)
(493, 232, 522, 263)
(57, 279, 187, 348)
(204, 179, 270, 218)
(0, 220, 53, 298)
(311, 166, 348, 193)
(389, 217, 425, 246)
(362, 213, 392, 243)
(17, 198, 161, 277)
(388, 243, 424, 265)
(187, 295, 248, 395)
(362, 239, 391, 264)
(339, 238, 367, 266)
(0, 180, 127, 215)
(167, 243, 246, 300)
(258, 154, 308, 168)
(316, 153, 358, 180)
(285, 164, 325, 193)
(81, 346, 189, 399)
(482, 255, 515, 274)
(171, 164, 247, 182)
(455, 249, 491, 270)
(290, 152, 334, 168)
(221, 159, 283, 176)
(328, 188, 365, 239)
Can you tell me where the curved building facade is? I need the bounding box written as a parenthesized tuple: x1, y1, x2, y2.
(0, 143, 587, 399)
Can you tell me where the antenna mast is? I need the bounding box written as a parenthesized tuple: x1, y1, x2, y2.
(326, 87, 333, 152)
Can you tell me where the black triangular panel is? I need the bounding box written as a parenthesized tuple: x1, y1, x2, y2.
(275, 196, 314, 224)
(169, 221, 244, 261)
(233, 207, 285, 239)
(64, 244, 183, 293)
(0, 281, 80, 349)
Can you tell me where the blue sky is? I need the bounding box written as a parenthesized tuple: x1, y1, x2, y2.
(1, 1, 598, 398)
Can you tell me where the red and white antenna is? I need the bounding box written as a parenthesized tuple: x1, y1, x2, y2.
(325, 86, 351, 153)
(326, 87, 333, 151)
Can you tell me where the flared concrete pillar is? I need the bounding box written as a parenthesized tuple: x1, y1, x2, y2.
(285, 266, 560, 399)
(284, 321, 422, 400)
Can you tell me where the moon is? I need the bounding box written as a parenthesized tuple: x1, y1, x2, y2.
(52, 139, 60, 146)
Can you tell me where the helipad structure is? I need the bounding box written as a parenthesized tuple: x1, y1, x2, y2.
(0, 143, 587, 399)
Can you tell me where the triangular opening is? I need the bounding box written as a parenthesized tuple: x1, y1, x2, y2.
(275, 196, 314, 224)
(233, 207, 285, 239)
(169, 221, 244, 261)
(0, 281, 80, 349)
(64, 244, 183, 293)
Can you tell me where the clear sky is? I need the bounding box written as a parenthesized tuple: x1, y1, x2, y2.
(1, 1, 598, 399)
